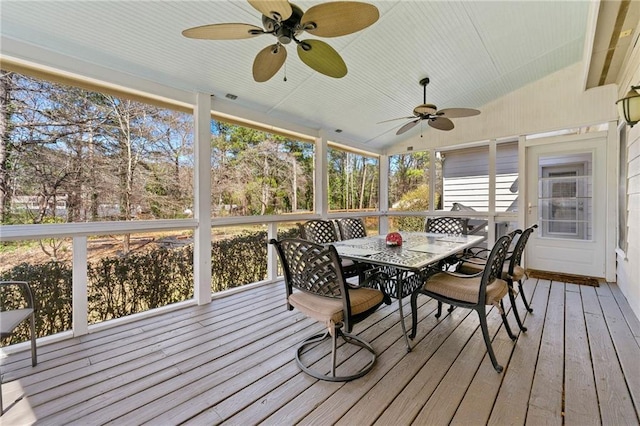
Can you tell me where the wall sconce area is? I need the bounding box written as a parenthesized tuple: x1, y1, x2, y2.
(616, 85, 640, 127)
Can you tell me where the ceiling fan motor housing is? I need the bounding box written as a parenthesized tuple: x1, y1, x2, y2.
(414, 103, 437, 116)
(262, 4, 304, 45)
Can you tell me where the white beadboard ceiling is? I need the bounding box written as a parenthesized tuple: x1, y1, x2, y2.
(0, 1, 599, 151)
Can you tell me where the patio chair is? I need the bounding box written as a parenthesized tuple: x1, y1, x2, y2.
(425, 216, 470, 313)
(299, 219, 340, 244)
(458, 224, 538, 332)
(409, 234, 515, 373)
(1, 281, 38, 415)
(270, 238, 386, 381)
(299, 219, 366, 281)
(425, 216, 469, 235)
(336, 218, 367, 240)
(425, 216, 469, 266)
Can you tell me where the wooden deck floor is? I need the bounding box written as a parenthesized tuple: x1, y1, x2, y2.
(1, 278, 639, 425)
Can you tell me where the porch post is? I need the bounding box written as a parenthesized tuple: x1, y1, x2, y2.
(379, 154, 389, 234)
(316, 133, 328, 217)
(606, 120, 618, 282)
(72, 236, 88, 336)
(194, 93, 212, 304)
(488, 140, 497, 245)
(267, 222, 279, 281)
(429, 148, 436, 213)
(518, 135, 527, 230)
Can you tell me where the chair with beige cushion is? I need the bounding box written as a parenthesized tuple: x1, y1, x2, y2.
(458, 224, 538, 332)
(1, 281, 37, 415)
(409, 234, 515, 372)
(270, 238, 386, 381)
(425, 216, 471, 314)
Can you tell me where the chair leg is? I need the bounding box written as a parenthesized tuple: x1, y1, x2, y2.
(499, 300, 517, 341)
(507, 282, 527, 332)
(410, 291, 420, 339)
(30, 312, 37, 367)
(435, 301, 443, 318)
(477, 306, 503, 373)
(447, 305, 455, 313)
(519, 279, 533, 313)
(330, 328, 337, 378)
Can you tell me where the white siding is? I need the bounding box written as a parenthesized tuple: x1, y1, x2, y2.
(619, 124, 640, 320)
(615, 17, 640, 322)
(443, 143, 518, 212)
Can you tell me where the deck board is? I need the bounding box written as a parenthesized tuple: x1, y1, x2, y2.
(488, 278, 545, 425)
(564, 287, 601, 425)
(581, 285, 638, 425)
(1, 279, 639, 425)
(526, 279, 564, 426)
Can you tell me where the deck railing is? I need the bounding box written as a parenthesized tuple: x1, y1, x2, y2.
(0, 210, 515, 349)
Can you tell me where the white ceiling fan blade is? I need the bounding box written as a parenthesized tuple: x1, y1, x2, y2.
(396, 119, 420, 135)
(377, 116, 416, 124)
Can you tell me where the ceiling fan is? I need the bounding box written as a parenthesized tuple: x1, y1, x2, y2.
(381, 78, 481, 135)
(182, 0, 379, 82)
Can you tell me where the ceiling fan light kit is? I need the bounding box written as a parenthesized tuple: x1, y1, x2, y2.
(378, 77, 481, 136)
(616, 85, 640, 127)
(183, 1, 380, 82)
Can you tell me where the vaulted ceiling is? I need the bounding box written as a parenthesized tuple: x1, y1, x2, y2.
(1, 1, 638, 151)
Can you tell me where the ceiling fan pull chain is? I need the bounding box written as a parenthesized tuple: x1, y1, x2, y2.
(284, 62, 287, 82)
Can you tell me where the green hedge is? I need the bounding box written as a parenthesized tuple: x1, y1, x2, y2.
(1, 228, 299, 345)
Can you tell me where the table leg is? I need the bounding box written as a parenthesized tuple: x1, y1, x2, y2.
(397, 271, 413, 352)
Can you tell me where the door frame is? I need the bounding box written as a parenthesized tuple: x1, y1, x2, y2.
(519, 125, 617, 281)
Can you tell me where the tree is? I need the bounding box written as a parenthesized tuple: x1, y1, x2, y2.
(210, 122, 313, 216)
(0, 70, 15, 223)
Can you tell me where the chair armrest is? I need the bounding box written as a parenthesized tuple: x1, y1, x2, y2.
(439, 270, 483, 279)
(459, 258, 487, 266)
(464, 246, 490, 258)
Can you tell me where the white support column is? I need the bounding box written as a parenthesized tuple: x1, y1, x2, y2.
(315, 134, 328, 217)
(429, 148, 437, 213)
(518, 135, 527, 229)
(379, 154, 389, 234)
(72, 236, 88, 336)
(267, 222, 279, 281)
(605, 120, 618, 282)
(194, 92, 212, 305)
(488, 140, 497, 245)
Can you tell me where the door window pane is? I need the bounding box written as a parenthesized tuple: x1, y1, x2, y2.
(538, 154, 592, 240)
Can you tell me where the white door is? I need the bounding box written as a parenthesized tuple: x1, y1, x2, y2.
(526, 134, 607, 278)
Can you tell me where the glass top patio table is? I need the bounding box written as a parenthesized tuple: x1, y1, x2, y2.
(331, 232, 485, 351)
(331, 232, 485, 271)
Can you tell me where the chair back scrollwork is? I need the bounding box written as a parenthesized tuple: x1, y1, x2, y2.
(508, 224, 538, 275)
(425, 217, 469, 235)
(337, 218, 367, 240)
(301, 219, 339, 244)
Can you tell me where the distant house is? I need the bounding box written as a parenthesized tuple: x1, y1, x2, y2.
(442, 142, 518, 213)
